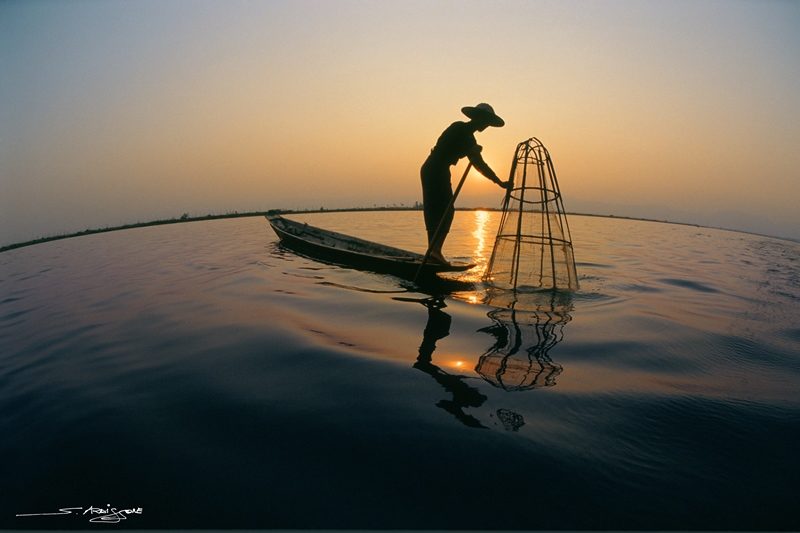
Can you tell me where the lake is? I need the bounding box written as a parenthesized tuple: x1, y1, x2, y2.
(1, 210, 799, 529)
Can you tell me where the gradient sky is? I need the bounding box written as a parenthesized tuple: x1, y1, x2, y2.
(2, 0, 799, 246)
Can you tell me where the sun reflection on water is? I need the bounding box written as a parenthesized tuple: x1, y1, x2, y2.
(438, 209, 500, 293)
(472, 209, 490, 266)
(454, 209, 493, 284)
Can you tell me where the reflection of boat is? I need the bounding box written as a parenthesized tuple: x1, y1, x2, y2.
(476, 294, 572, 391)
(267, 214, 474, 280)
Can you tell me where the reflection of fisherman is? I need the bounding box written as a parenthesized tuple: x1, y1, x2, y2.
(421, 103, 510, 265)
(412, 299, 487, 428)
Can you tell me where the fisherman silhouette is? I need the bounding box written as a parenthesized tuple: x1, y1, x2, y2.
(421, 103, 509, 265)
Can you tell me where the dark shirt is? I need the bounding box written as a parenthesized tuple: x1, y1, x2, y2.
(427, 121, 498, 181)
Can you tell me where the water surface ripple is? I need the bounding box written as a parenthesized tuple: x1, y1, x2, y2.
(1, 212, 798, 529)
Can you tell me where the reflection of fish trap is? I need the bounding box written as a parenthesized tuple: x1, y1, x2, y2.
(485, 137, 578, 291)
(475, 304, 569, 391)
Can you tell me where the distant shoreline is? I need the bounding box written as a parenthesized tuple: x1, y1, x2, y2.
(1, 207, 797, 253)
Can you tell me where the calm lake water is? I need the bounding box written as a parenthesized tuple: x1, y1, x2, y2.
(1, 210, 799, 529)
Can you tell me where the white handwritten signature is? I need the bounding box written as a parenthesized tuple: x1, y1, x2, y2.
(16, 505, 143, 524)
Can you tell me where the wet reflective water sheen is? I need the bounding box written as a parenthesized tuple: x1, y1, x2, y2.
(1, 211, 799, 529)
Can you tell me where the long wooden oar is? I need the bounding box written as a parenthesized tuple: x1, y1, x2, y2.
(414, 162, 473, 282)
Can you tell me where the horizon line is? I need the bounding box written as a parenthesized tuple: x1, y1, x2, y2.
(2, 206, 797, 253)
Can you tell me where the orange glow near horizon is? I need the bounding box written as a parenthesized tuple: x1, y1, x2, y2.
(1, 1, 798, 245)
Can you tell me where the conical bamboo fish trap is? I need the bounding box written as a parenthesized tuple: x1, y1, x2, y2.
(484, 137, 578, 292)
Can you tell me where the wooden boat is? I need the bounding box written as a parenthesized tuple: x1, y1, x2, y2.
(266, 214, 475, 280)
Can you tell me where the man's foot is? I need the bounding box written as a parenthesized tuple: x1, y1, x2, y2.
(428, 251, 449, 265)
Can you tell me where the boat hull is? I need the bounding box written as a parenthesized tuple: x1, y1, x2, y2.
(266, 214, 474, 280)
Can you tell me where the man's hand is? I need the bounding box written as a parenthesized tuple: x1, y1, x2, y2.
(489, 176, 511, 190)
